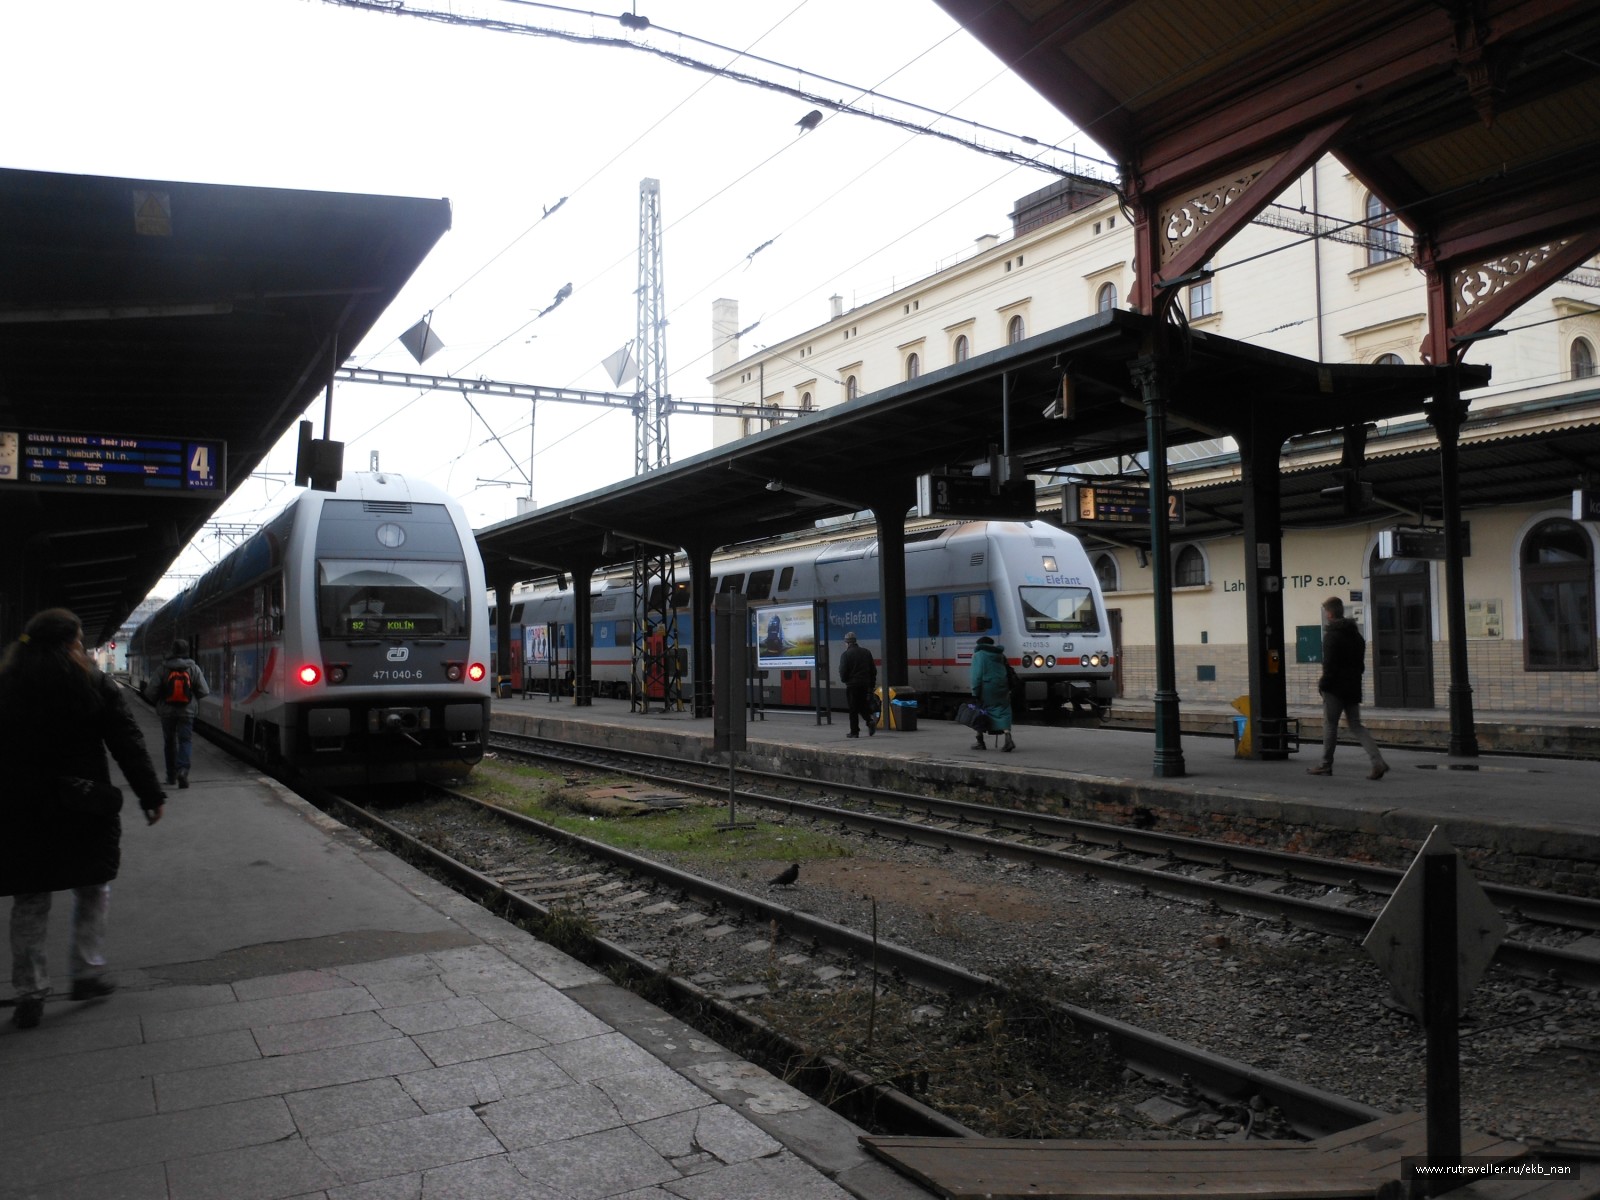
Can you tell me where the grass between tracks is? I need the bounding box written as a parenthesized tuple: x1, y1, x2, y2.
(455, 756, 849, 869)
(456, 756, 1141, 1138)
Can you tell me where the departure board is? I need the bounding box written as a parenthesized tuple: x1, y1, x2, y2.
(0, 431, 226, 495)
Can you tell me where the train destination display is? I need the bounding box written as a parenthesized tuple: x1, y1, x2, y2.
(0, 430, 225, 495)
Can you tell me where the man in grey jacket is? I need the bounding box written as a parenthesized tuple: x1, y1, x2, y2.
(151, 638, 210, 788)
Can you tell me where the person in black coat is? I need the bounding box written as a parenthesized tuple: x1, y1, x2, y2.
(1307, 596, 1389, 780)
(837, 631, 877, 738)
(2, 608, 166, 1029)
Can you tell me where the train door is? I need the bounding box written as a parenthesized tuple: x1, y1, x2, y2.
(1371, 553, 1434, 708)
(1107, 608, 1124, 697)
(916, 594, 942, 687)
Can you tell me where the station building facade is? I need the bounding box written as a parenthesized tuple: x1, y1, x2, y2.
(707, 157, 1600, 716)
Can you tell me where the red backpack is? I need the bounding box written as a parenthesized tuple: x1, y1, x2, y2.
(162, 666, 193, 705)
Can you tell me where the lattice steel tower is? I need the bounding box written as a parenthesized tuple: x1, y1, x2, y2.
(631, 178, 683, 711)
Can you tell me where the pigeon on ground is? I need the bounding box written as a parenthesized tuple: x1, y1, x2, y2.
(769, 863, 800, 886)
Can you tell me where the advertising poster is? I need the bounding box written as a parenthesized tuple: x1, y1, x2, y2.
(526, 623, 551, 665)
(755, 603, 817, 668)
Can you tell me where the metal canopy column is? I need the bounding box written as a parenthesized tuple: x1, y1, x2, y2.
(570, 560, 595, 706)
(1129, 352, 1185, 778)
(492, 577, 513, 690)
(1427, 377, 1479, 758)
(686, 540, 715, 719)
(1237, 417, 1291, 759)
(870, 483, 915, 701)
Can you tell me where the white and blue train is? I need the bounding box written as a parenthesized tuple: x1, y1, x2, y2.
(494, 519, 1117, 719)
(130, 472, 492, 785)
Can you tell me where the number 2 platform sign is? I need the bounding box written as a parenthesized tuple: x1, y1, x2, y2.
(0, 431, 226, 496)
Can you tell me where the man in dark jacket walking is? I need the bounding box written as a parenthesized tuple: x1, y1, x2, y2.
(838, 631, 877, 738)
(150, 638, 210, 788)
(1307, 597, 1388, 780)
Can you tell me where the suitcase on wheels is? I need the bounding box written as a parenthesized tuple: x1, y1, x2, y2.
(955, 702, 990, 732)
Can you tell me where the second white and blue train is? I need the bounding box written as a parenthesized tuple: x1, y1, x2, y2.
(495, 519, 1117, 719)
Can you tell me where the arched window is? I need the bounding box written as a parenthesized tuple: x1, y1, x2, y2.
(1173, 544, 1207, 587)
(1521, 518, 1596, 670)
(1093, 553, 1119, 594)
(1374, 352, 1405, 366)
(1366, 193, 1403, 265)
(1096, 282, 1118, 312)
(800, 391, 813, 411)
(905, 353, 920, 380)
(1007, 315, 1025, 344)
(953, 334, 969, 363)
(1572, 337, 1596, 380)
(845, 375, 858, 402)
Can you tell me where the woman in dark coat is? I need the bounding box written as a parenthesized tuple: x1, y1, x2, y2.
(2, 608, 165, 1029)
(968, 636, 1016, 751)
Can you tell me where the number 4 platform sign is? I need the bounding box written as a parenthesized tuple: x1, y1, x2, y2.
(0, 430, 226, 496)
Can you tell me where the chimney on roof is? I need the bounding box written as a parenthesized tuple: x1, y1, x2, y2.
(975, 233, 999, 254)
(712, 298, 740, 373)
(829, 294, 843, 320)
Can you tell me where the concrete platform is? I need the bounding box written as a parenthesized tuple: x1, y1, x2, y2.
(1, 697, 930, 1200)
(491, 694, 1600, 895)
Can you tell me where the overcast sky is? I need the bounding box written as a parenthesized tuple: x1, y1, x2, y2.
(3, 0, 1097, 596)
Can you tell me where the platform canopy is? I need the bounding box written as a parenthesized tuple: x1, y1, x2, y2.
(933, 0, 1600, 350)
(476, 308, 1481, 583)
(0, 168, 452, 644)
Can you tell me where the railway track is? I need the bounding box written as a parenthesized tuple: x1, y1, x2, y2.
(486, 730, 1600, 987)
(304, 775, 1383, 1141)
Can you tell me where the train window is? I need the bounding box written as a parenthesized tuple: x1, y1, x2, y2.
(317, 559, 468, 637)
(670, 580, 690, 608)
(1019, 586, 1101, 633)
(924, 594, 939, 639)
(510, 604, 524, 622)
(615, 619, 634, 645)
(952, 592, 992, 634)
(720, 573, 745, 594)
(747, 569, 774, 600)
(778, 566, 794, 592)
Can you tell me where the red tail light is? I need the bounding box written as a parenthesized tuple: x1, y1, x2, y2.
(297, 664, 321, 685)
(467, 662, 487, 682)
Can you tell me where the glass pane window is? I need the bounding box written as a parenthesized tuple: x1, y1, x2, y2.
(952, 592, 993, 634)
(954, 334, 969, 362)
(1173, 544, 1206, 587)
(1018, 587, 1101, 633)
(1097, 282, 1118, 312)
(1188, 278, 1214, 317)
(1572, 338, 1596, 381)
(1366, 193, 1403, 265)
(319, 559, 468, 637)
(1521, 519, 1596, 670)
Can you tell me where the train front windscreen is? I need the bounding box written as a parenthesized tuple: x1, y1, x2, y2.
(317, 559, 469, 638)
(1018, 586, 1101, 634)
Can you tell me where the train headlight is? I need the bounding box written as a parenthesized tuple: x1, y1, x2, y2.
(467, 662, 487, 683)
(329, 665, 347, 684)
(1032, 654, 1045, 668)
(1045, 655, 1056, 668)
(297, 665, 321, 686)
(445, 664, 463, 682)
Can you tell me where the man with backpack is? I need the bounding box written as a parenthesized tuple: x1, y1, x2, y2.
(150, 639, 209, 788)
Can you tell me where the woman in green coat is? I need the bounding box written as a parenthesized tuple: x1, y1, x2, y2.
(968, 636, 1015, 752)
